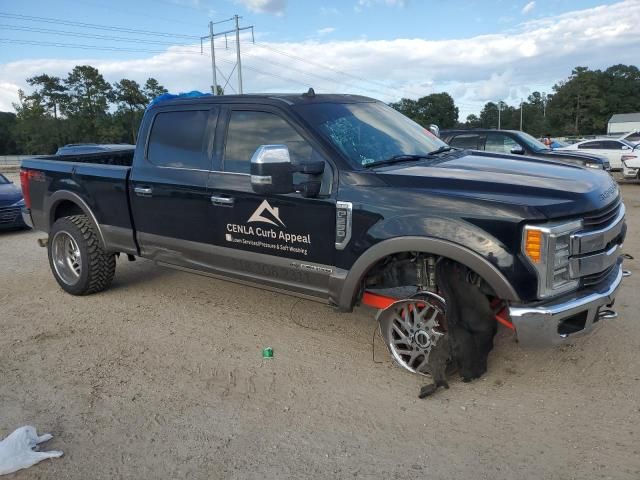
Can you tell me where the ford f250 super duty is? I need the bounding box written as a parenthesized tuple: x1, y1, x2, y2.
(20, 92, 629, 378)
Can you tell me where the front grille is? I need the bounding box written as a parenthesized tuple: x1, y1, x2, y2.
(0, 206, 20, 224)
(582, 197, 621, 228)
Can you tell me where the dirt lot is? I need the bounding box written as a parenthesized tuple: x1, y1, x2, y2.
(1, 172, 639, 479)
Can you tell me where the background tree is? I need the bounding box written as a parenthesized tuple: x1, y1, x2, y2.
(390, 92, 459, 128)
(113, 79, 148, 143)
(143, 78, 168, 103)
(62, 65, 113, 141)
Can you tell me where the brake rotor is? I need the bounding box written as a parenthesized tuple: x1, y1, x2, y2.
(377, 292, 448, 376)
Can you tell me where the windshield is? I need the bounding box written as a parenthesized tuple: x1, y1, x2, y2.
(295, 101, 447, 167)
(516, 131, 550, 152)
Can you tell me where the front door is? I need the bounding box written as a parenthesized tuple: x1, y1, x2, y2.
(129, 107, 218, 265)
(207, 106, 337, 299)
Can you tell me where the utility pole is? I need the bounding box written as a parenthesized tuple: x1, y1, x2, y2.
(520, 100, 523, 131)
(497, 101, 501, 130)
(234, 14, 243, 94)
(209, 21, 217, 95)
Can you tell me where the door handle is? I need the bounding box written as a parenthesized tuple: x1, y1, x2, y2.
(211, 195, 234, 206)
(134, 186, 153, 197)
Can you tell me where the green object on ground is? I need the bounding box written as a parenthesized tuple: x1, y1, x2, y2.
(262, 347, 274, 358)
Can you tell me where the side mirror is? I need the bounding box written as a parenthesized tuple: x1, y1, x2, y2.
(622, 145, 630, 150)
(250, 145, 294, 194)
(510, 146, 525, 155)
(428, 124, 440, 138)
(250, 145, 326, 196)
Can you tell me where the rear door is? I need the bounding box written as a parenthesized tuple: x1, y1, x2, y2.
(129, 106, 218, 264)
(206, 105, 337, 299)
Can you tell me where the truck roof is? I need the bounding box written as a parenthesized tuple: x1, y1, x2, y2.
(149, 92, 376, 109)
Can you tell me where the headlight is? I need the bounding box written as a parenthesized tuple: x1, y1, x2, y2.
(523, 220, 582, 298)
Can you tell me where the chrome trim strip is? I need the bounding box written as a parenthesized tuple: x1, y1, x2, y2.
(335, 201, 352, 250)
(569, 244, 622, 278)
(571, 203, 625, 255)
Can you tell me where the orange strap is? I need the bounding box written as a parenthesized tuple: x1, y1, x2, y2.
(362, 291, 515, 330)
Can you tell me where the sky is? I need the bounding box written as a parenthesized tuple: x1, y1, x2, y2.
(0, 0, 639, 119)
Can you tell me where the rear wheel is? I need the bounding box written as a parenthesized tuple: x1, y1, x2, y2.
(48, 215, 116, 295)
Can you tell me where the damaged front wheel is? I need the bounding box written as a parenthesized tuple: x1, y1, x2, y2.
(377, 292, 448, 376)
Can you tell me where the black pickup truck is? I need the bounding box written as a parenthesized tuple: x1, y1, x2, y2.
(20, 92, 628, 376)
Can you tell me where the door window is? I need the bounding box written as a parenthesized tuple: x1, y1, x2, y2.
(147, 110, 209, 169)
(578, 141, 604, 149)
(602, 140, 624, 150)
(485, 133, 520, 154)
(224, 111, 313, 174)
(448, 134, 481, 149)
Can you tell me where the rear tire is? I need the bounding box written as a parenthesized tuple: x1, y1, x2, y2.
(48, 214, 116, 295)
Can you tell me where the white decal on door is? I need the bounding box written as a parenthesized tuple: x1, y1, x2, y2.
(247, 200, 286, 227)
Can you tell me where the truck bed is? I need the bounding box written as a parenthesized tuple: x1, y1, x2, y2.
(21, 157, 137, 255)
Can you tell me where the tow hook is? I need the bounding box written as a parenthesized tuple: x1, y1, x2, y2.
(37, 238, 48, 248)
(598, 308, 618, 320)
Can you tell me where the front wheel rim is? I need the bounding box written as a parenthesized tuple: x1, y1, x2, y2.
(52, 230, 82, 285)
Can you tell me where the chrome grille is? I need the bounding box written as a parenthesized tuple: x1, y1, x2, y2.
(582, 197, 621, 228)
(0, 206, 20, 224)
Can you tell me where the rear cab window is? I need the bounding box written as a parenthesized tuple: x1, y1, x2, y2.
(449, 134, 482, 150)
(147, 110, 210, 170)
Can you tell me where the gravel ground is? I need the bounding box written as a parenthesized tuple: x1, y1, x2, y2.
(1, 172, 639, 479)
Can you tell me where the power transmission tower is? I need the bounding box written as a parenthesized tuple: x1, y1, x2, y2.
(201, 16, 254, 95)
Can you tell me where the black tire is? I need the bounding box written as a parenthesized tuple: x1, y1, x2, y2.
(48, 214, 116, 295)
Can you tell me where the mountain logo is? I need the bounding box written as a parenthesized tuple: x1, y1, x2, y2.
(247, 200, 286, 228)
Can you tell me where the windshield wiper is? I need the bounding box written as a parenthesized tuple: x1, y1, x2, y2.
(364, 147, 453, 168)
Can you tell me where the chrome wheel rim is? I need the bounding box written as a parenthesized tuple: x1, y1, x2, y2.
(377, 292, 447, 376)
(51, 230, 82, 285)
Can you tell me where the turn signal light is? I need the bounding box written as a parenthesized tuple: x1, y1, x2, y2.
(525, 229, 543, 263)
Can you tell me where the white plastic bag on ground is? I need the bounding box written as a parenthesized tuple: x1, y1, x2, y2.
(0, 426, 63, 476)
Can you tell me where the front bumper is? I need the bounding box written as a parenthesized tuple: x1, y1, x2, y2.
(509, 263, 625, 347)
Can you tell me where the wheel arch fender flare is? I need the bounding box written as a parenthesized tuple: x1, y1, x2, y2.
(330, 236, 521, 312)
(46, 190, 106, 248)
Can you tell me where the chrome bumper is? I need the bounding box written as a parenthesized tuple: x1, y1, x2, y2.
(509, 264, 626, 347)
(21, 208, 33, 228)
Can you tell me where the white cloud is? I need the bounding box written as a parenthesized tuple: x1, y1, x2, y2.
(522, 1, 536, 15)
(356, 0, 406, 11)
(1, 0, 638, 120)
(235, 0, 286, 15)
(317, 27, 336, 36)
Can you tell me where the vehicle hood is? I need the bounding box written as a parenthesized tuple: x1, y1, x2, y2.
(539, 149, 606, 163)
(0, 183, 23, 206)
(375, 151, 618, 219)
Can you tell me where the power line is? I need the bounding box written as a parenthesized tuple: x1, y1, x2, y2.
(0, 24, 213, 48)
(0, 12, 200, 39)
(0, 38, 207, 55)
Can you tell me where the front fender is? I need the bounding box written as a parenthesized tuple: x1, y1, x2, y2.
(330, 215, 523, 311)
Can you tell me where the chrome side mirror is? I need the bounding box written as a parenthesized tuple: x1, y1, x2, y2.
(510, 146, 525, 155)
(250, 145, 294, 194)
(428, 124, 440, 138)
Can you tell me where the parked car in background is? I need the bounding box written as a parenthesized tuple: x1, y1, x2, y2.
(0, 173, 28, 230)
(440, 129, 609, 170)
(558, 138, 637, 170)
(619, 131, 640, 146)
(56, 143, 135, 156)
(621, 148, 640, 178)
